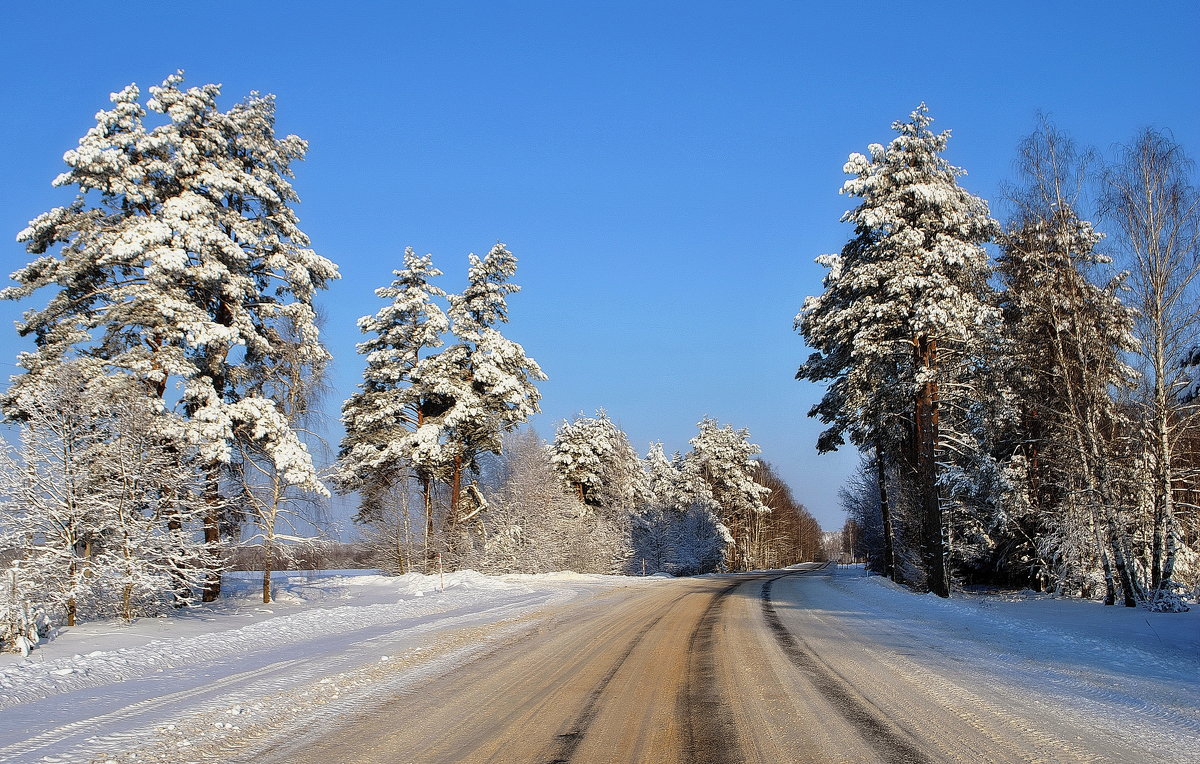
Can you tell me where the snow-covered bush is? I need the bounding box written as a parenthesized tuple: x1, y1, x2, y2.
(0, 564, 53, 655)
(463, 430, 627, 574)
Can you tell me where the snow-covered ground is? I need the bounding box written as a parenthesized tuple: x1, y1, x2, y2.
(777, 566, 1200, 760)
(0, 569, 662, 763)
(0, 566, 1195, 763)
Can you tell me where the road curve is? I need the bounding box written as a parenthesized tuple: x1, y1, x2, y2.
(253, 564, 1165, 763)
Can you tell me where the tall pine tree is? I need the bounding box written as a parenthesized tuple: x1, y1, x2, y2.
(799, 105, 998, 596)
(5, 73, 337, 600)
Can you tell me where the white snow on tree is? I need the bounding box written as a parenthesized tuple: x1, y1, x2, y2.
(632, 442, 729, 576)
(548, 410, 648, 511)
(335, 247, 450, 526)
(459, 430, 628, 574)
(4, 73, 337, 601)
(0, 362, 209, 648)
(438, 244, 546, 524)
(684, 417, 768, 571)
(797, 104, 999, 596)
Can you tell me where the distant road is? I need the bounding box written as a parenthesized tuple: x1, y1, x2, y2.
(260, 563, 1189, 763)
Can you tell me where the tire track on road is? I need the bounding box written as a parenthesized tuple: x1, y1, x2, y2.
(681, 576, 756, 764)
(760, 573, 934, 764)
(544, 612, 666, 764)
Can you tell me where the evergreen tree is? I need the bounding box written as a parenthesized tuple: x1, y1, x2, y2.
(4, 73, 337, 600)
(799, 104, 998, 596)
(548, 410, 648, 511)
(632, 443, 728, 575)
(685, 417, 769, 571)
(439, 244, 546, 525)
(335, 247, 449, 537)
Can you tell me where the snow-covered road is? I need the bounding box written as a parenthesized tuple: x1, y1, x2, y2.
(0, 570, 658, 762)
(0, 565, 1196, 762)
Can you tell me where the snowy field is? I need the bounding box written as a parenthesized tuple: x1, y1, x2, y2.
(0, 566, 1196, 762)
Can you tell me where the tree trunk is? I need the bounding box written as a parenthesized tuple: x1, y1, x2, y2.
(449, 452, 464, 526)
(201, 468, 222, 603)
(262, 540, 273, 604)
(914, 335, 948, 598)
(875, 446, 897, 582)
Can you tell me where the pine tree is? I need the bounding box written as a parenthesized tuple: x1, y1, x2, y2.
(685, 417, 769, 571)
(799, 104, 998, 596)
(336, 247, 450, 540)
(5, 73, 337, 601)
(439, 244, 546, 525)
(549, 410, 648, 511)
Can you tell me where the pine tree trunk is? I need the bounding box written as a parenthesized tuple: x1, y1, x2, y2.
(914, 335, 948, 598)
(449, 452, 463, 526)
(201, 468, 222, 603)
(875, 446, 897, 582)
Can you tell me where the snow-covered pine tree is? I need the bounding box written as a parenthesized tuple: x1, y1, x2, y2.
(998, 119, 1140, 603)
(4, 74, 337, 601)
(336, 248, 450, 543)
(548, 410, 648, 511)
(632, 443, 728, 575)
(439, 245, 546, 525)
(685, 418, 769, 571)
(798, 104, 999, 596)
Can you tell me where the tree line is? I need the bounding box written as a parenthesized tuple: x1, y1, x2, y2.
(0, 74, 820, 653)
(800, 106, 1198, 612)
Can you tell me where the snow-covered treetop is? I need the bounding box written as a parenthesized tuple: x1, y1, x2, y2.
(449, 244, 520, 337)
(686, 417, 769, 516)
(5, 72, 336, 493)
(549, 410, 647, 510)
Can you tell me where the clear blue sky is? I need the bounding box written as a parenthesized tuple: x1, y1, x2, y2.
(1, 1, 1197, 532)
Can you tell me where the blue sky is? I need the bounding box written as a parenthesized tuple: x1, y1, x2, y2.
(1, 2, 1198, 532)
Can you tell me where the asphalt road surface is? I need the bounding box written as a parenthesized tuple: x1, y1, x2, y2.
(256, 563, 1173, 764)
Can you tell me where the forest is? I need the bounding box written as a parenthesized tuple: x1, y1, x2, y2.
(3, 72, 1197, 656)
(0, 74, 821, 654)
(801, 106, 1199, 612)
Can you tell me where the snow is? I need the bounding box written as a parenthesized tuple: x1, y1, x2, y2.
(791, 566, 1200, 759)
(1, 566, 1196, 762)
(0, 568, 657, 762)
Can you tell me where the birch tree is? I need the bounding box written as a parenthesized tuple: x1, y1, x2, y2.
(1102, 129, 1200, 610)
